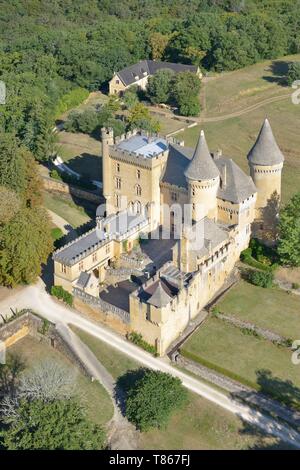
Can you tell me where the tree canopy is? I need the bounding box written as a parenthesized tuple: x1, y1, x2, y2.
(278, 193, 300, 267)
(119, 369, 188, 431)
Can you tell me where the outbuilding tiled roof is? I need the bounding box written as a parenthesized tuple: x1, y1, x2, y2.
(116, 60, 198, 87)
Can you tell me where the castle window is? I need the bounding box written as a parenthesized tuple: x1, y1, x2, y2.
(115, 177, 121, 189)
(171, 191, 178, 202)
(115, 194, 121, 208)
(146, 304, 151, 321)
(136, 184, 142, 196)
(116, 163, 120, 172)
(106, 244, 110, 254)
(92, 252, 97, 263)
(116, 79, 120, 84)
(79, 261, 84, 271)
(61, 264, 67, 274)
(136, 169, 141, 179)
(192, 187, 195, 196)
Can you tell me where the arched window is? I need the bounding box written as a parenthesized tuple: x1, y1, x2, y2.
(135, 201, 141, 214)
(136, 184, 142, 196)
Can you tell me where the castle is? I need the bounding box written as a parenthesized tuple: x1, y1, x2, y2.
(53, 119, 284, 355)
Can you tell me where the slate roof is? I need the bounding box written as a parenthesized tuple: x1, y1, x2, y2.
(161, 143, 193, 189)
(184, 130, 219, 181)
(162, 141, 256, 203)
(188, 218, 230, 261)
(139, 277, 178, 307)
(247, 118, 285, 166)
(53, 211, 148, 266)
(53, 228, 107, 266)
(215, 158, 257, 203)
(76, 271, 91, 289)
(147, 280, 173, 308)
(116, 60, 198, 86)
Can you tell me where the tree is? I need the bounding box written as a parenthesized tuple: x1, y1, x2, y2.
(128, 103, 160, 133)
(287, 62, 300, 86)
(147, 69, 174, 104)
(0, 187, 20, 225)
(173, 71, 201, 116)
(123, 370, 187, 431)
(0, 207, 53, 286)
(149, 32, 169, 60)
(0, 132, 26, 194)
(278, 193, 300, 266)
(0, 399, 106, 450)
(18, 361, 76, 403)
(123, 87, 139, 110)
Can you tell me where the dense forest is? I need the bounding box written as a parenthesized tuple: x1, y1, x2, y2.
(0, 0, 299, 161)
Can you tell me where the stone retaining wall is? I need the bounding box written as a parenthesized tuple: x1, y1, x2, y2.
(43, 175, 102, 204)
(0, 311, 91, 378)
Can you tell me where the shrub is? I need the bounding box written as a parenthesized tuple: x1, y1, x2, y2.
(127, 331, 157, 355)
(49, 169, 62, 181)
(247, 270, 274, 288)
(51, 227, 63, 241)
(292, 282, 300, 290)
(51, 285, 73, 306)
(121, 369, 188, 431)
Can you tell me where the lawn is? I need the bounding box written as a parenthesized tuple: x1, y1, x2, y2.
(178, 98, 300, 204)
(182, 317, 300, 408)
(56, 130, 102, 181)
(73, 327, 285, 449)
(9, 335, 114, 427)
(202, 54, 300, 117)
(43, 192, 91, 228)
(216, 280, 300, 340)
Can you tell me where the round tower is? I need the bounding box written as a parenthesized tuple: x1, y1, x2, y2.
(248, 118, 284, 221)
(184, 130, 220, 222)
(101, 127, 114, 215)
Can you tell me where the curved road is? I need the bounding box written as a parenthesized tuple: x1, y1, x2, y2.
(2, 281, 300, 449)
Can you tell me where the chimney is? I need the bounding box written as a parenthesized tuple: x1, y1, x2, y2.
(222, 164, 227, 189)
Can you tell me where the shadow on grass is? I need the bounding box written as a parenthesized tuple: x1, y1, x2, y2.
(66, 152, 102, 181)
(262, 60, 290, 87)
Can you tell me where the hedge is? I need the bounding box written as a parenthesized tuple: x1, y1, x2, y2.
(51, 285, 73, 307)
(180, 349, 300, 410)
(128, 331, 157, 356)
(180, 348, 260, 391)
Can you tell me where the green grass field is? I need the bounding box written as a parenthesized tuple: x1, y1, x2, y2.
(182, 316, 300, 408)
(56, 131, 102, 181)
(9, 335, 114, 427)
(216, 280, 300, 340)
(178, 97, 300, 204)
(44, 192, 91, 228)
(202, 54, 300, 117)
(74, 327, 284, 449)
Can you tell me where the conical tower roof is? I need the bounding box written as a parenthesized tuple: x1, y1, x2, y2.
(184, 130, 219, 181)
(147, 280, 172, 308)
(247, 118, 284, 166)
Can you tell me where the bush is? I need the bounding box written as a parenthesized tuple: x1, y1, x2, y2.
(292, 282, 300, 290)
(127, 331, 157, 355)
(51, 227, 63, 241)
(121, 369, 188, 431)
(54, 88, 89, 118)
(51, 285, 73, 306)
(247, 270, 274, 288)
(49, 169, 62, 181)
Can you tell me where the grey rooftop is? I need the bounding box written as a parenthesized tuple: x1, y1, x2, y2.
(247, 118, 285, 166)
(117, 134, 168, 158)
(184, 130, 220, 181)
(116, 60, 198, 87)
